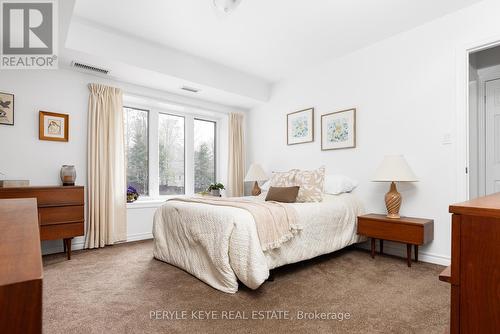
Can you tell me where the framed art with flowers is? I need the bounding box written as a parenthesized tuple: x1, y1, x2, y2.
(321, 108, 356, 150)
(287, 107, 314, 145)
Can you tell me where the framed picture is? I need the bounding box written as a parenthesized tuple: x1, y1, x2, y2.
(287, 108, 314, 145)
(321, 108, 356, 150)
(39, 111, 69, 142)
(0, 92, 14, 126)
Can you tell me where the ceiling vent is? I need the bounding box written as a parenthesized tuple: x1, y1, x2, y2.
(181, 86, 200, 93)
(71, 61, 109, 75)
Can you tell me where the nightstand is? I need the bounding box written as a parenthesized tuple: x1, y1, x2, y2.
(357, 214, 434, 267)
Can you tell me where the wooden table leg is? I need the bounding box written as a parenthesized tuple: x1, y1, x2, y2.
(371, 238, 376, 259)
(64, 238, 72, 260)
(406, 244, 412, 267)
(379, 239, 384, 255)
(414, 245, 418, 262)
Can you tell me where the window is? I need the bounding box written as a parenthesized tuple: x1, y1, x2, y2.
(194, 119, 216, 193)
(124, 103, 220, 200)
(159, 114, 185, 195)
(125, 107, 149, 196)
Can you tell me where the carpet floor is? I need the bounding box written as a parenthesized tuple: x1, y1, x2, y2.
(43, 240, 449, 334)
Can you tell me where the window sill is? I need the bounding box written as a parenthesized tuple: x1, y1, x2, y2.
(126, 199, 167, 209)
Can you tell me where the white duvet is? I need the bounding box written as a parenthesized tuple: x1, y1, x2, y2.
(152, 193, 365, 293)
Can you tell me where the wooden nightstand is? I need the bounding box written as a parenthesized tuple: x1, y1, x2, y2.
(357, 213, 434, 267)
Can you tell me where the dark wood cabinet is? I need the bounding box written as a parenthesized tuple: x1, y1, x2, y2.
(0, 186, 85, 259)
(440, 193, 500, 333)
(0, 198, 43, 334)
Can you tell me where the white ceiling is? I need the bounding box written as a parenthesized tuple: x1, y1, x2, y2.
(73, 0, 482, 82)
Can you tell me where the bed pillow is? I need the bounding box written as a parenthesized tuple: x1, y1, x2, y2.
(294, 166, 325, 202)
(268, 169, 297, 187)
(260, 179, 272, 191)
(323, 174, 358, 195)
(265, 186, 300, 203)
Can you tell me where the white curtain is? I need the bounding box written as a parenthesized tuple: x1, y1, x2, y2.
(85, 83, 127, 248)
(228, 113, 245, 197)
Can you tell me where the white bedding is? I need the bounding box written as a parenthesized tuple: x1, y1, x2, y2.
(152, 193, 365, 293)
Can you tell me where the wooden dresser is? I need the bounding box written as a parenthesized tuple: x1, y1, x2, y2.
(0, 198, 43, 334)
(0, 186, 84, 259)
(439, 193, 500, 333)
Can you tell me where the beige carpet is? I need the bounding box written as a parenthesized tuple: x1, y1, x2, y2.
(43, 240, 449, 334)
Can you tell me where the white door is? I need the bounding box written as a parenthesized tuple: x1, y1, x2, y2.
(485, 78, 500, 195)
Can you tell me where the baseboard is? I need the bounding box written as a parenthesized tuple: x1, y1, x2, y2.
(126, 232, 153, 242)
(357, 241, 451, 266)
(42, 237, 85, 255)
(42, 232, 153, 255)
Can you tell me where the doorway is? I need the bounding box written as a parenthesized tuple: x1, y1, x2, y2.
(469, 45, 500, 198)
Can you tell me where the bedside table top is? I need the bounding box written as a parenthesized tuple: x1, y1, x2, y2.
(359, 213, 433, 226)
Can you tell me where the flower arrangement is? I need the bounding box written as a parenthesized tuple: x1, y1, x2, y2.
(127, 186, 139, 203)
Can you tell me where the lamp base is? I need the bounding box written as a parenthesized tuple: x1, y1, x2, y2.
(385, 182, 402, 219)
(251, 181, 262, 196)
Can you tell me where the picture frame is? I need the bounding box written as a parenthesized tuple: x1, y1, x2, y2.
(321, 108, 356, 150)
(0, 92, 15, 126)
(39, 111, 69, 142)
(287, 107, 314, 145)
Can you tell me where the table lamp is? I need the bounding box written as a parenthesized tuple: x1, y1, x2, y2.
(244, 163, 268, 196)
(372, 155, 418, 218)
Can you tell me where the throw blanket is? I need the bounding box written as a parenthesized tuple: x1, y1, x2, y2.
(167, 197, 300, 251)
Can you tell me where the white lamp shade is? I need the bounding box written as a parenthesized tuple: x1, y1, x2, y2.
(244, 163, 268, 182)
(372, 155, 418, 182)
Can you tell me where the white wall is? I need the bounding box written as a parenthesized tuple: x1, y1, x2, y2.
(247, 0, 500, 265)
(0, 68, 236, 254)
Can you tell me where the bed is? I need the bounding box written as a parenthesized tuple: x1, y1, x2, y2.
(152, 192, 365, 293)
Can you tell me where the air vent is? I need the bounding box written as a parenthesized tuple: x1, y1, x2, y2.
(71, 61, 109, 75)
(181, 86, 200, 93)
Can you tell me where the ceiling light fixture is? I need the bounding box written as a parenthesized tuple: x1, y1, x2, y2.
(213, 0, 243, 14)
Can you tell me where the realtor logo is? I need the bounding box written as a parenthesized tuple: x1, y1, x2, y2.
(1, 0, 58, 69)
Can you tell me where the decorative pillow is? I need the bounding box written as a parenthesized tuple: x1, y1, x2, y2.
(323, 174, 358, 195)
(265, 186, 300, 203)
(294, 167, 325, 202)
(268, 170, 297, 187)
(260, 179, 272, 191)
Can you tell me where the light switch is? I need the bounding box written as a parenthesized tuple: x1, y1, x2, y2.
(442, 133, 452, 145)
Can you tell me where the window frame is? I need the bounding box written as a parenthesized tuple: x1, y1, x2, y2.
(194, 118, 217, 194)
(124, 103, 220, 201)
(124, 106, 150, 197)
(157, 111, 186, 197)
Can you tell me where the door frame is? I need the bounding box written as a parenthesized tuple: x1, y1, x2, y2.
(456, 35, 500, 202)
(477, 68, 500, 196)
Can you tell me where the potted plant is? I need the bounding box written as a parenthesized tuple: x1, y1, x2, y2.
(127, 186, 139, 203)
(207, 183, 225, 197)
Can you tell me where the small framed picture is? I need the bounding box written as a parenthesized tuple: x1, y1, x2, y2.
(321, 108, 356, 150)
(287, 108, 314, 145)
(0, 92, 14, 126)
(39, 111, 69, 142)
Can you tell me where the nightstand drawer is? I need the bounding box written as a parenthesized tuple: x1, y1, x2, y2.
(358, 219, 424, 244)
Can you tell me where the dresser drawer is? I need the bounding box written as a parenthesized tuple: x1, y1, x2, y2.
(40, 222, 84, 240)
(0, 187, 83, 206)
(38, 205, 84, 226)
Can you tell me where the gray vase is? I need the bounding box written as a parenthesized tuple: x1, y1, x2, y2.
(210, 189, 220, 197)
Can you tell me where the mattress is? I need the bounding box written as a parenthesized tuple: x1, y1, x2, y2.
(152, 193, 365, 293)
